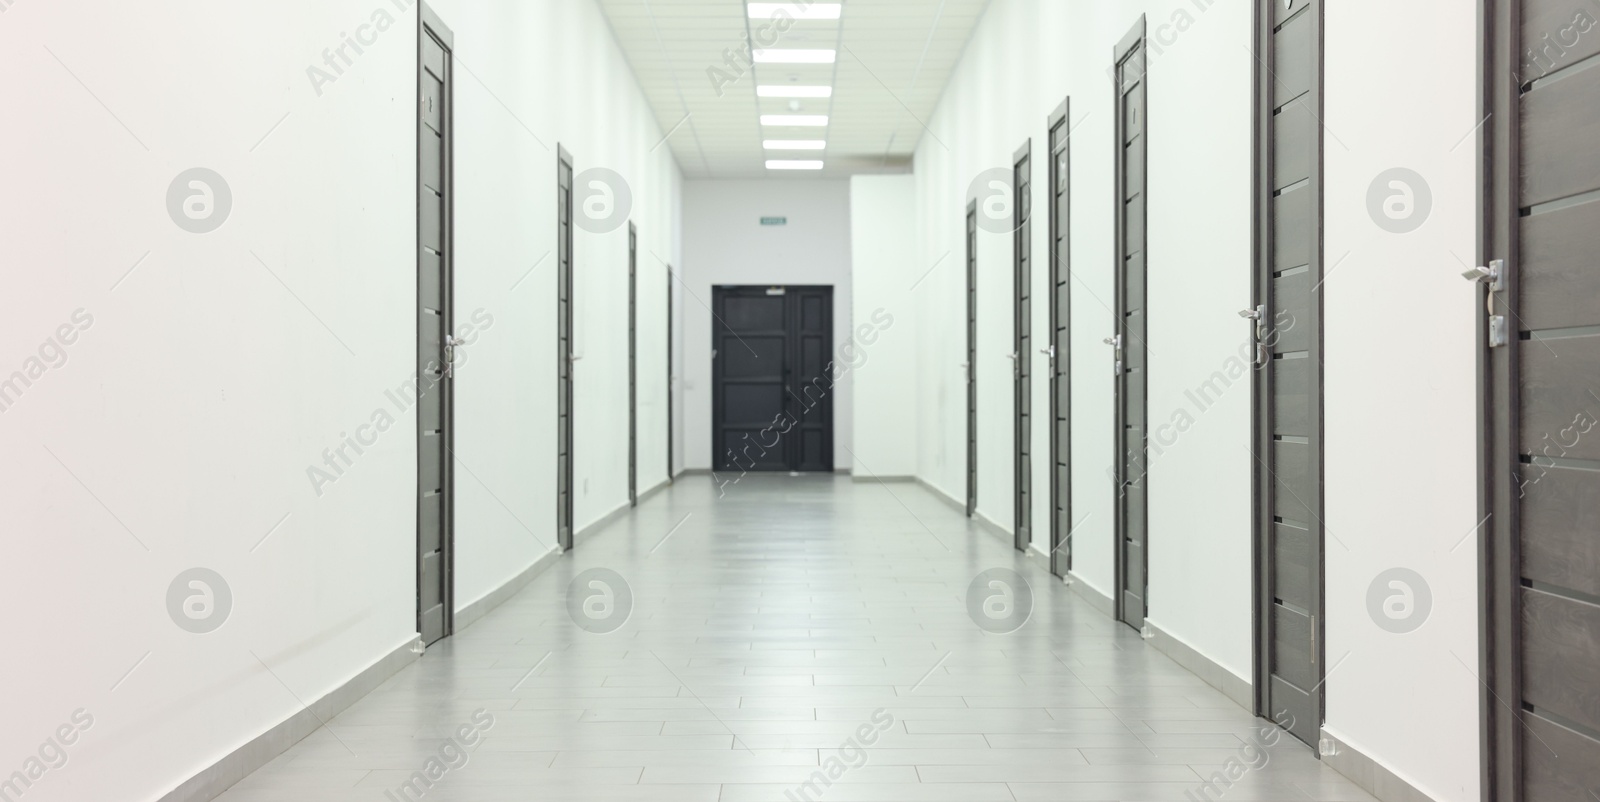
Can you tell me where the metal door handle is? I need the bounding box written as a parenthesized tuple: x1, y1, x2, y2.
(1461, 259, 1504, 290)
(1038, 346, 1055, 358)
(1103, 335, 1122, 375)
(444, 336, 465, 378)
(1240, 306, 1269, 366)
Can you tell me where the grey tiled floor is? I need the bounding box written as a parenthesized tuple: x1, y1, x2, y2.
(218, 475, 1376, 801)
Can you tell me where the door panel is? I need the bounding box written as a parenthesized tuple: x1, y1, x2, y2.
(1485, 2, 1600, 794)
(1254, 0, 1322, 749)
(967, 202, 979, 517)
(556, 148, 574, 551)
(712, 286, 833, 473)
(1520, 468, 1600, 597)
(1520, 201, 1600, 329)
(416, 5, 454, 647)
(1014, 142, 1033, 552)
(628, 222, 637, 506)
(1113, 21, 1149, 631)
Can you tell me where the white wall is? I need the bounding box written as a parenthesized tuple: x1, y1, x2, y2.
(681, 179, 853, 471)
(0, 0, 678, 798)
(912, 0, 1255, 677)
(849, 175, 919, 478)
(1322, 1, 1480, 799)
(910, 1, 1479, 798)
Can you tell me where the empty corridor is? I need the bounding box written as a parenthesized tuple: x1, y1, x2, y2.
(219, 476, 1377, 802)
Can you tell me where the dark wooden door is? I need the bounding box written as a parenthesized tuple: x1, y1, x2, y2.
(628, 222, 638, 506)
(1047, 100, 1073, 578)
(711, 286, 834, 473)
(1013, 141, 1033, 552)
(556, 146, 574, 551)
(1113, 18, 1150, 632)
(1251, 0, 1324, 750)
(967, 202, 979, 517)
(416, 4, 454, 646)
(1483, 0, 1600, 797)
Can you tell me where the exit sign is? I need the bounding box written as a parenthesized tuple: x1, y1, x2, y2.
(760, 216, 787, 226)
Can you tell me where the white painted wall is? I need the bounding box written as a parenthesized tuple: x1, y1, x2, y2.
(680, 179, 853, 472)
(912, 0, 1255, 678)
(0, 0, 678, 799)
(1322, 1, 1480, 799)
(849, 175, 919, 479)
(910, 1, 1480, 797)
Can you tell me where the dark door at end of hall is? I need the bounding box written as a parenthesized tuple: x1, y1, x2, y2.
(712, 285, 834, 474)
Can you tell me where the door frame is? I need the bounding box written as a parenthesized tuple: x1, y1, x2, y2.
(1047, 98, 1072, 578)
(556, 145, 575, 552)
(628, 221, 638, 506)
(1250, 0, 1327, 735)
(1478, 0, 1520, 797)
(416, 1, 455, 642)
(966, 200, 979, 518)
(1113, 15, 1149, 630)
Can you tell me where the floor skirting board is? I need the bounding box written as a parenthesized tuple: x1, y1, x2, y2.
(454, 548, 562, 632)
(1145, 621, 1254, 710)
(575, 501, 631, 543)
(157, 639, 419, 802)
(1063, 571, 1115, 618)
(1319, 731, 1441, 802)
(636, 477, 671, 506)
(916, 477, 966, 515)
(163, 541, 571, 802)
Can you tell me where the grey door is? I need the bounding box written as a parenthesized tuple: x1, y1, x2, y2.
(711, 286, 834, 472)
(1047, 100, 1072, 578)
(967, 201, 979, 517)
(1112, 19, 1149, 631)
(1251, 0, 1323, 749)
(628, 222, 638, 506)
(666, 266, 674, 481)
(416, 4, 454, 646)
(556, 146, 574, 552)
(1483, 0, 1600, 797)
(1013, 141, 1033, 552)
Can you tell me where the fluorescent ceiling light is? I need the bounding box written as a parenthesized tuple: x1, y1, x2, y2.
(767, 160, 825, 170)
(753, 49, 836, 64)
(764, 140, 828, 150)
(758, 85, 833, 98)
(761, 115, 829, 126)
(748, 3, 842, 19)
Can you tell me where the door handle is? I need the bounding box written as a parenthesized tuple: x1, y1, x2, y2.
(1240, 305, 1268, 366)
(444, 335, 465, 378)
(1463, 258, 1509, 347)
(1103, 335, 1123, 376)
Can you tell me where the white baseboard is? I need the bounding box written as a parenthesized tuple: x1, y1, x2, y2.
(157, 639, 419, 802)
(454, 547, 562, 632)
(1319, 730, 1442, 802)
(1144, 621, 1253, 710)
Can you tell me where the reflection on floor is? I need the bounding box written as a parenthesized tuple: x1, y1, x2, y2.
(219, 474, 1375, 801)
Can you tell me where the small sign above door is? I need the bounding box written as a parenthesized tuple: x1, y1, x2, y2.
(760, 216, 787, 226)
